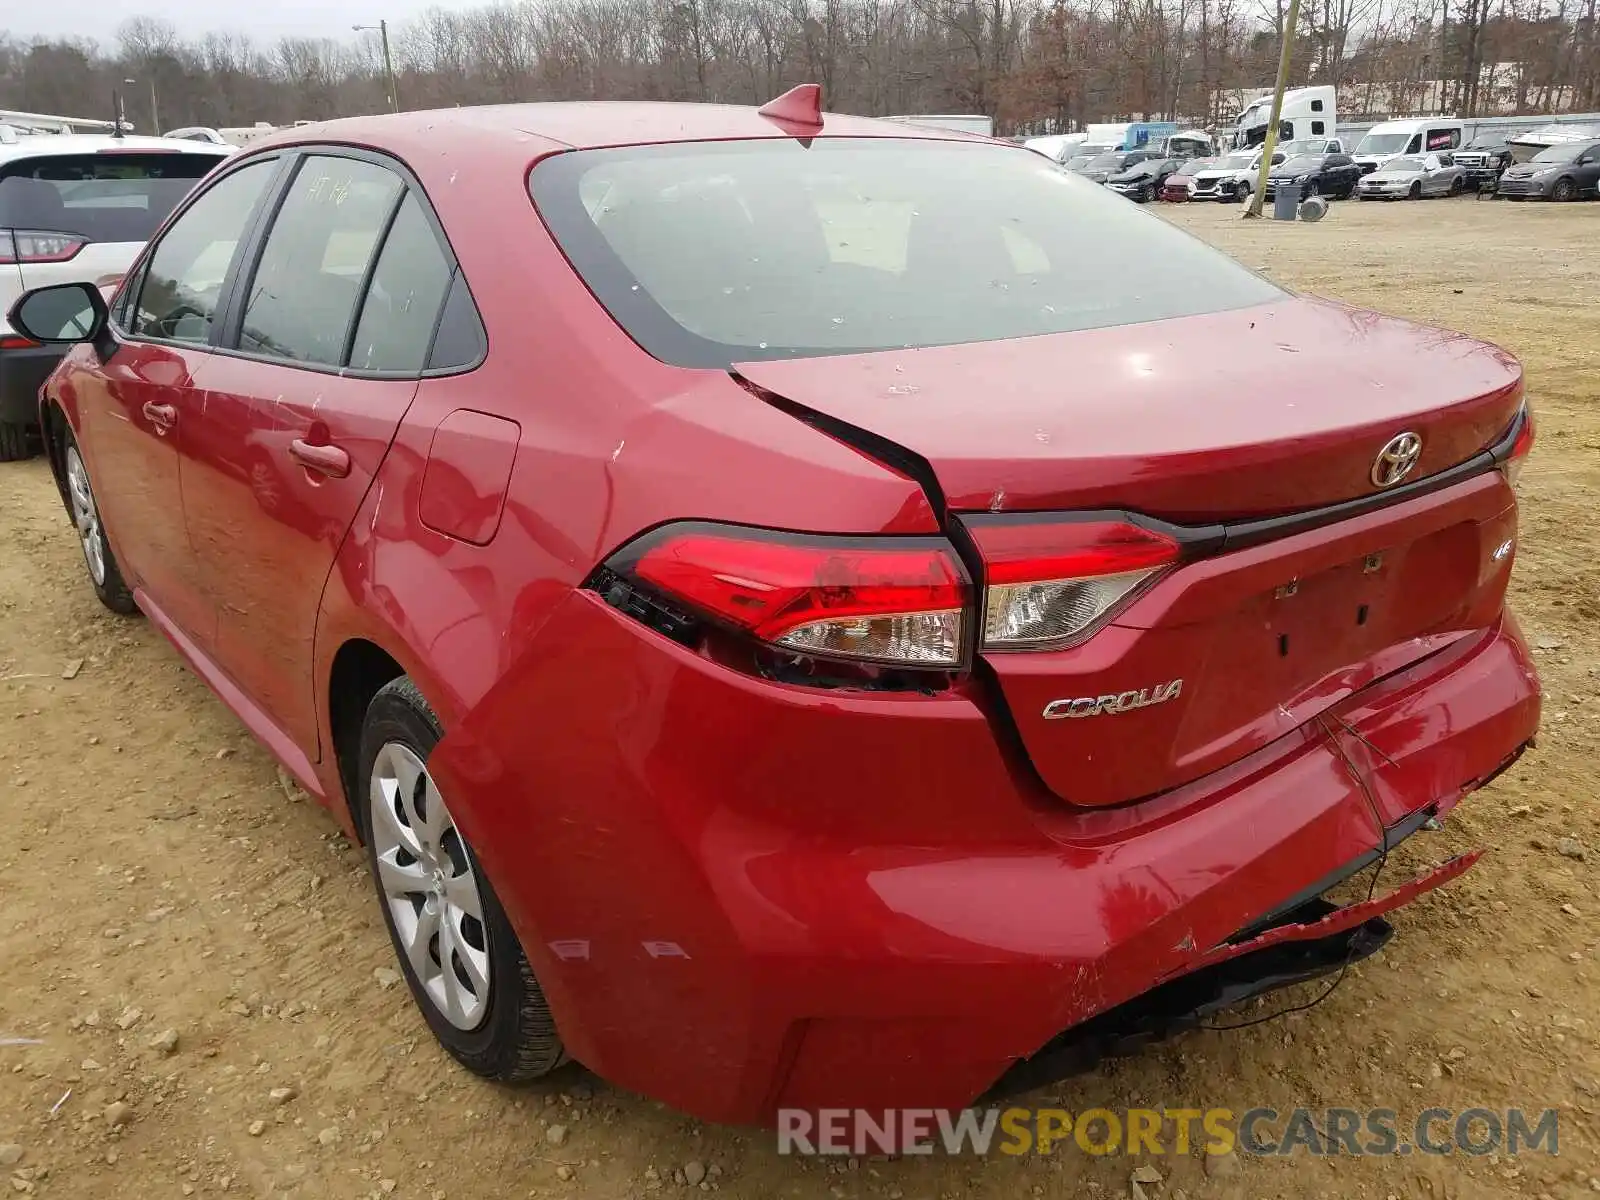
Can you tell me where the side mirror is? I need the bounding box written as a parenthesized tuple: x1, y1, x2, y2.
(7, 281, 108, 345)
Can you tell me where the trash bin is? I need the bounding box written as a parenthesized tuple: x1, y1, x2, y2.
(1273, 181, 1301, 220)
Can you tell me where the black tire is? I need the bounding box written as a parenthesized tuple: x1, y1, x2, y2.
(1408, 181, 1423, 200)
(1136, 184, 1151, 203)
(1303, 180, 1319, 200)
(1234, 181, 1251, 204)
(0, 421, 38, 462)
(1553, 176, 1577, 202)
(1449, 176, 1464, 196)
(359, 677, 567, 1082)
(61, 429, 137, 615)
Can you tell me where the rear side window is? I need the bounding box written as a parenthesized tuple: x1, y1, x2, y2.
(238, 156, 403, 366)
(347, 192, 452, 373)
(532, 139, 1282, 368)
(0, 151, 225, 246)
(130, 158, 278, 345)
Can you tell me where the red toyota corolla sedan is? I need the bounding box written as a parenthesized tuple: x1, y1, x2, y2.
(8, 89, 1539, 1125)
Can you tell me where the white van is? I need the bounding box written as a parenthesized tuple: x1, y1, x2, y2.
(1352, 118, 1465, 174)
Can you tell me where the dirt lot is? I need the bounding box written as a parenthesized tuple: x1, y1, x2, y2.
(2, 196, 1599, 1200)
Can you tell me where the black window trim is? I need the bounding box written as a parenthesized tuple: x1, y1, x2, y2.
(110, 152, 293, 352)
(117, 142, 485, 380)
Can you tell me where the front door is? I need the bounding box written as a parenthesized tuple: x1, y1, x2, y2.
(76, 157, 281, 645)
(180, 153, 457, 757)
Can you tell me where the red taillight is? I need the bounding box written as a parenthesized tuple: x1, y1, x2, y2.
(606, 523, 970, 667)
(1500, 407, 1534, 487)
(965, 517, 1183, 650)
(0, 229, 88, 264)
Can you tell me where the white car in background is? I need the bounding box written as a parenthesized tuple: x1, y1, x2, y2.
(1188, 149, 1287, 203)
(0, 134, 230, 459)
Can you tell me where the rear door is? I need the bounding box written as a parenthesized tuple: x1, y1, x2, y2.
(179, 149, 463, 757)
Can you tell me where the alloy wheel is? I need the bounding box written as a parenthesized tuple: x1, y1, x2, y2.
(65, 447, 106, 587)
(369, 741, 492, 1031)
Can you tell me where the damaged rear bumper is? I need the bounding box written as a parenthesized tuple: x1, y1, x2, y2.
(433, 603, 1539, 1125)
(985, 844, 1483, 1099)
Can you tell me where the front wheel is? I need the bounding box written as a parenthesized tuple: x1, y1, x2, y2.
(360, 677, 567, 1082)
(1302, 180, 1319, 200)
(1409, 181, 1423, 200)
(1234, 181, 1251, 204)
(63, 435, 137, 615)
(1449, 176, 1465, 196)
(1553, 176, 1578, 202)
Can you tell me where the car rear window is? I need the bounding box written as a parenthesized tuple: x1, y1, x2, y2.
(0, 151, 225, 245)
(531, 139, 1282, 368)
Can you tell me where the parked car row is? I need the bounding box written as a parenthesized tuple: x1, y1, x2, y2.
(1067, 119, 1600, 208)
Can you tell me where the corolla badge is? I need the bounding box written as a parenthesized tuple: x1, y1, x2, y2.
(1371, 432, 1423, 488)
(1043, 679, 1184, 720)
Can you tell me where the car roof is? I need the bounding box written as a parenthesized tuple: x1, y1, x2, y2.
(248, 101, 990, 159)
(0, 134, 233, 166)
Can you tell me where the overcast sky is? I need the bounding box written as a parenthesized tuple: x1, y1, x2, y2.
(9, 0, 466, 44)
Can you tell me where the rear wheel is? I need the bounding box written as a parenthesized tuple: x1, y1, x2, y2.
(63, 434, 137, 615)
(0, 421, 37, 462)
(1553, 176, 1578, 201)
(360, 677, 566, 1082)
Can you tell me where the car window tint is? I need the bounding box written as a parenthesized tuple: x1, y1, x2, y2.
(533, 140, 1282, 368)
(130, 159, 277, 345)
(347, 192, 451, 373)
(427, 273, 487, 370)
(238, 156, 403, 366)
(0, 152, 226, 246)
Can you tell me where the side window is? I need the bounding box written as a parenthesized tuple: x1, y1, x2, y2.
(130, 159, 277, 344)
(237, 155, 403, 366)
(1311, 120, 1326, 135)
(427, 274, 487, 371)
(114, 259, 149, 329)
(1310, 99, 1325, 112)
(1405, 134, 1422, 153)
(347, 192, 452, 373)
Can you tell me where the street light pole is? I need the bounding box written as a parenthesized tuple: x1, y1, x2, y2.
(354, 21, 400, 113)
(123, 76, 160, 135)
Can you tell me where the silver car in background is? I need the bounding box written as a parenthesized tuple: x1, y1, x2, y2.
(1358, 152, 1466, 200)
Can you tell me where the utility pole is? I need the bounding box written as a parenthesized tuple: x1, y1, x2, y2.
(126, 77, 160, 135)
(1243, 0, 1304, 218)
(354, 21, 400, 113)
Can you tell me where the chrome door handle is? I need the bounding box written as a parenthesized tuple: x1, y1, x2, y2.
(288, 438, 351, 479)
(142, 402, 176, 432)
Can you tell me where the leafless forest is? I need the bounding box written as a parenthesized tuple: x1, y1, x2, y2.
(3, 0, 1600, 139)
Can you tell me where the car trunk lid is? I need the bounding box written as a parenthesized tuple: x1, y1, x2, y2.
(735, 296, 1525, 806)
